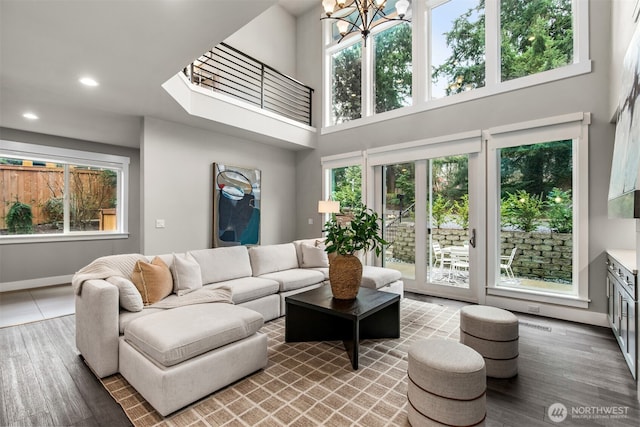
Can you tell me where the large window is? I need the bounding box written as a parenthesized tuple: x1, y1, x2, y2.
(1, 140, 129, 241)
(324, 0, 588, 128)
(486, 113, 589, 308)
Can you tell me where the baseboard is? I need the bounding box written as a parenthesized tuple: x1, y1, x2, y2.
(0, 275, 73, 293)
(485, 294, 609, 327)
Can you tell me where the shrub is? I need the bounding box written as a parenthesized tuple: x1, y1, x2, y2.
(453, 194, 469, 229)
(431, 194, 451, 228)
(6, 201, 33, 234)
(501, 190, 543, 232)
(43, 197, 63, 224)
(547, 188, 572, 233)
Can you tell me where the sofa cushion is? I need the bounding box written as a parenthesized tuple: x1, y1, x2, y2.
(300, 243, 329, 268)
(258, 268, 325, 292)
(106, 276, 143, 312)
(360, 266, 402, 290)
(293, 238, 325, 266)
(124, 304, 264, 367)
(307, 267, 329, 280)
(171, 253, 202, 296)
(249, 243, 299, 276)
(190, 246, 252, 284)
(206, 277, 279, 304)
(131, 257, 173, 305)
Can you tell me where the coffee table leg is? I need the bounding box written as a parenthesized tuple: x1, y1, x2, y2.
(343, 319, 360, 370)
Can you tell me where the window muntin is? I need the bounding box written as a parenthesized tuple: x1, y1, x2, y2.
(1, 141, 128, 240)
(500, 0, 573, 82)
(331, 41, 363, 125)
(498, 139, 574, 294)
(374, 22, 413, 113)
(431, 0, 486, 98)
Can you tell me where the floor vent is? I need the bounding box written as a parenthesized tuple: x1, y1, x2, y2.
(519, 321, 552, 332)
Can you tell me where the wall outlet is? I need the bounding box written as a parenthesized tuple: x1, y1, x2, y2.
(308, 218, 313, 225)
(528, 305, 540, 313)
(155, 219, 165, 228)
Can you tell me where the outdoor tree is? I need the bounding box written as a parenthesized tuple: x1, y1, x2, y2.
(374, 23, 412, 113)
(332, 166, 362, 211)
(431, 194, 451, 228)
(332, 43, 362, 123)
(433, 0, 573, 95)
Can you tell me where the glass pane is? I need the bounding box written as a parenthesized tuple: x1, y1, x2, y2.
(382, 162, 415, 280)
(69, 165, 118, 232)
(428, 155, 469, 288)
(500, 0, 573, 82)
(0, 158, 64, 235)
(498, 140, 573, 293)
(374, 22, 412, 113)
(431, 0, 485, 98)
(330, 8, 361, 42)
(331, 42, 362, 125)
(330, 165, 362, 212)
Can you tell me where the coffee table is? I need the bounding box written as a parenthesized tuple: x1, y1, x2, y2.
(285, 286, 400, 369)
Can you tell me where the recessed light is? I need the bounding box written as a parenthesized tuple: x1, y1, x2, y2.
(23, 112, 39, 120)
(79, 77, 99, 87)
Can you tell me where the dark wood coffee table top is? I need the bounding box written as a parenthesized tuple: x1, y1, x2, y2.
(285, 285, 399, 319)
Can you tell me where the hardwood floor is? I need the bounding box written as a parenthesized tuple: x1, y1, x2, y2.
(1, 293, 638, 426)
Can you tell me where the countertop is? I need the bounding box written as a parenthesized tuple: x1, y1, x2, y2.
(606, 249, 638, 275)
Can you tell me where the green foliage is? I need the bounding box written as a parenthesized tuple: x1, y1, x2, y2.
(323, 204, 387, 257)
(433, 0, 573, 94)
(6, 201, 33, 234)
(546, 188, 572, 233)
(331, 166, 362, 211)
(501, 190, 544, 232)
(431, 194, 451, 228)
(374, 23, 412, 113)
(453, 194, 469, 229)
(331, 42, 362, 124)
(43, 198, 63, 224)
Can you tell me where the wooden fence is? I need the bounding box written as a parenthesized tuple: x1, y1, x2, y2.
(0, 164, 115, 230)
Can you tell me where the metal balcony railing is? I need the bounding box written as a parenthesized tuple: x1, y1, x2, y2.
(184, 43, 314, 126)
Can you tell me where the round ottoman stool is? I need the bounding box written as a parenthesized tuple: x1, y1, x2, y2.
(407, 339, 486, 427)
(460, 305, 519, 378)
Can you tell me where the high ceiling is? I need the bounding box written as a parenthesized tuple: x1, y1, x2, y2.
(0, 0, 300, 148)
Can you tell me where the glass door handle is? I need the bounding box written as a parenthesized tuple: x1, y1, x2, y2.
(469, 228, 476, 248)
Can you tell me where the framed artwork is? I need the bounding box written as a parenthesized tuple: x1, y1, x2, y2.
(212, 163, 261, 247)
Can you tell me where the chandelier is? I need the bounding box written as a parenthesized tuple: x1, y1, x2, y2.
(321, 0, 411, 45)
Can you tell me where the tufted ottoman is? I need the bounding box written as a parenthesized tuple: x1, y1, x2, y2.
(407, 339, 486, 426)
(460, 305, 519, 378)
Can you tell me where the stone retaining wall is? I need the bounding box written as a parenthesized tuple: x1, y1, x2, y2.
(388, 222, 572, 282)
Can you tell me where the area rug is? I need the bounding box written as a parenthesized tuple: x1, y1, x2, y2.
(101, 298, 461, 427)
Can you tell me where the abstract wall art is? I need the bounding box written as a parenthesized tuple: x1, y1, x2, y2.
(212, 163, 261, 247)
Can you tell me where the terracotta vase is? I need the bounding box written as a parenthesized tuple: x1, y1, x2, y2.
(329, 253, 363, 300)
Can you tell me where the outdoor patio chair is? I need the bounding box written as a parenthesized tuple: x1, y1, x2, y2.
(500, 247, 518, 280)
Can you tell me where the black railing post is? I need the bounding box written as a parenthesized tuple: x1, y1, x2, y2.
(260, 64, 265, 110)
(190, 63, 194, 85)
(308, 88, 313, 126)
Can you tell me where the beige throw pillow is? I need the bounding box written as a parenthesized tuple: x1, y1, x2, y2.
(172, 253, 203, 296)
(301, 243, 329, 268)
(131, 257, 173, 305)
(106, 276, 143, 312)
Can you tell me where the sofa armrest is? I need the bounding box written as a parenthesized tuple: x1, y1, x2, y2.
(75, 279, 120, 378)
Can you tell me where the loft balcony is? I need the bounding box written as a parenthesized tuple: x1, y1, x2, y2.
(163, 43, 316, 150)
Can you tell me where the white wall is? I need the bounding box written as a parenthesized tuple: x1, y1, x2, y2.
(141, 117, 297, 255)
(224, 4, 298, 78)
(294, 0, 629, 319)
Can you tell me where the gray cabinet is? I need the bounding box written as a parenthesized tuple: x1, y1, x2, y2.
(606, 251, 638, 379)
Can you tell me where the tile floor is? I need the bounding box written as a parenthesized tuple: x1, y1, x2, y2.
(0, 284, 75, 328)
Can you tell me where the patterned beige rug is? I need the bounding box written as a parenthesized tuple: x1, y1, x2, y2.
(101, 298, 461, 427)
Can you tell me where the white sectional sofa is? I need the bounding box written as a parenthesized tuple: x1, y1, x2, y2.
(74, 238, 403, 416)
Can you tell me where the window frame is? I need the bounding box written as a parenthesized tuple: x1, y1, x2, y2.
(0, 140, 130, 244)
(321, 0, 591, 133)
(484, 112, 590, 308)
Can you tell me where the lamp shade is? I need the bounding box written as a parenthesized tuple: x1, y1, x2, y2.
(318, 200, 341, 214)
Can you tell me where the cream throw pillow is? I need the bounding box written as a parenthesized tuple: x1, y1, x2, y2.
(106, 276, 143, 312)
(131, 257, 173, 305)
(172, 253, 203, 296)
(301, 243, 329, 268)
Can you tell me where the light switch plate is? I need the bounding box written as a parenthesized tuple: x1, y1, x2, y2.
(155, 219, 165, 228)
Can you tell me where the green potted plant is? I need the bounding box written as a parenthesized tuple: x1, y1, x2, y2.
(323, 203, 387, 299)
